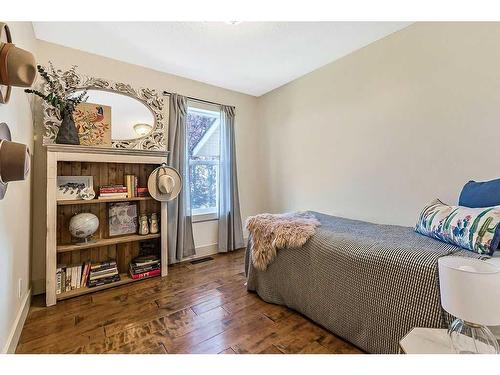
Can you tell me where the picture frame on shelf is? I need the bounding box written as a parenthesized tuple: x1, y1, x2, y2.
(108, 201, 138, 236)
(56, 175, 94, 201)
(73, 102, 112, 147)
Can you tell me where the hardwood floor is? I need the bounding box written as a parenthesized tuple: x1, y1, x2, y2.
(16, 249, 362, 354)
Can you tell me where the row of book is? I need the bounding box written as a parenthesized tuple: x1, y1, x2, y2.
(89, 260, 120, 288)
(125, 175, 149, 198)
(98, 179, 149, 200)
(129, 255, 161, 279)
(55, 257, 161, 294)
(98, 184, 128, 199)
(124, 175, 138, 198)
(56, 264, 86, 293)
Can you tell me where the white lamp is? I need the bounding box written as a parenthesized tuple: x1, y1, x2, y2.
(133, 123, 152, 137)
(438, 257, 500, 354)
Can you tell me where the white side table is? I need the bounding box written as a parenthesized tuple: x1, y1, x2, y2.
(399, 328, 455, 354)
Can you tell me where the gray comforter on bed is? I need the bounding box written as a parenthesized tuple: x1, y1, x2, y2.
(245, 212, 484, 354)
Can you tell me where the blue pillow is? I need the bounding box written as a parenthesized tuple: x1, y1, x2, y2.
(459, 178, 500, 208)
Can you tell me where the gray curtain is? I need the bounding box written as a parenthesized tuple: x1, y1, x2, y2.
(218, 105, 244, 252)
(167, 94, 196, 262)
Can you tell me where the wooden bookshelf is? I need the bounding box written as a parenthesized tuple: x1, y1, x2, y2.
(57, 233, 161, 253)
(46, 146, 169, 306)
(57, 196, 153, 206)
(56, 273, 160, 301)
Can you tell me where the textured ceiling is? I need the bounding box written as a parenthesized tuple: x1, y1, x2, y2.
(33, 22, 411, 96)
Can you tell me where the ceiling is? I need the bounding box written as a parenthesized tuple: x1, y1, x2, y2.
(33, 22, 411, 96)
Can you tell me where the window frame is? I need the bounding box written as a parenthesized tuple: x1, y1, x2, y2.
(186, 102, 221, 222)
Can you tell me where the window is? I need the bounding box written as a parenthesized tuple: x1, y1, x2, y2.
(187, 104, 221, 221)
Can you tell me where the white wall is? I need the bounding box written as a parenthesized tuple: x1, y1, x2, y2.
(0, 22, 36, 352)
(32, 40, 262, 293)
(257, 22, 500, 227)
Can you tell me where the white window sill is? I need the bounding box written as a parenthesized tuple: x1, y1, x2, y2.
(192, 212, 218, 223)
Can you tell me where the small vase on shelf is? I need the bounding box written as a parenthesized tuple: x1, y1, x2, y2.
(138, 214, 149, 235)
(149, 213, 159, 234)
(55, 106, 80, 145)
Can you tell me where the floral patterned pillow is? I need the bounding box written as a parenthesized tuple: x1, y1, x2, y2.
(415, 199, 500, 255)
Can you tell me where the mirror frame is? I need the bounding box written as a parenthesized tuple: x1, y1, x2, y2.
(42, 70, 167, 151)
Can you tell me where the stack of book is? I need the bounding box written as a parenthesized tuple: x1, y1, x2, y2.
(129, 255, 161, 279)
(88, 260, 120, 287)
(98, 184, 128, 199)
(124, 174, 138, 198)
(137, 187, 149, 197)
(56, 262, 91, 294)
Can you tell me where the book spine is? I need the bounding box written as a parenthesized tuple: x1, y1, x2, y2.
(134, 176, 138, 197)
(85, 262, 91, 287)
(80, 263, 87, 288)
(99, 188, 127, 193)
(90, 265, 117, 273)
(61, 269, 66, 292)
(137, 187, 148, 197)
(91, 261, 117, 269)
(90, 270, 118, 281)
(97, 197, 128, 200)
(71, 267, 77, 290)
(76, 265, 82, 289)
(88, 275, 120, 288)
(89, 267, 117, 275)
(125, 175, 133, 198)
(56, 268, 62, 295)
(133, 261, 161, 267)
(130, 269, 161, 280)
(130, 264, 160, 274)
(65, 268, 71, 292)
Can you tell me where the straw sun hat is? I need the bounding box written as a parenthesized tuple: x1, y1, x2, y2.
(147, 164, 182, 202)
(0, 22, 37, 104)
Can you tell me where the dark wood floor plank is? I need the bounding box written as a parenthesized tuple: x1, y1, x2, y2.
(17, 249, 362, 354)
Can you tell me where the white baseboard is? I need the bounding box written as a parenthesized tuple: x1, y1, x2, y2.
(179, 237, 248, 263)
(2, 288, 31, 354)
(177, 243, 219, 263)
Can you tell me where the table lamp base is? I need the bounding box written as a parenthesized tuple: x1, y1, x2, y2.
(449, 319, 500, 354)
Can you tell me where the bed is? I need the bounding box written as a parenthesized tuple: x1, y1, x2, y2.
(245, 211, 486, 354)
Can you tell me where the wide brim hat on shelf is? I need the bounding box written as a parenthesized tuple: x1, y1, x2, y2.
(0, 22, 37, 104)
(0, 123, 31, 199)
(147, 164, 182, 202)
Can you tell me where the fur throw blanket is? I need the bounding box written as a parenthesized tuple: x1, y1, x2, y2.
(246, 212, 321, 271)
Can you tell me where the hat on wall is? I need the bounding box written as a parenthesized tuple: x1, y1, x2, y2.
(0, 22, 37, 104)
(147, 164, 182, 202)
(0, 122, 31, 200)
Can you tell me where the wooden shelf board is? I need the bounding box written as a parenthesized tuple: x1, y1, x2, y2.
(57, 233, 161, 253)
(57, 196, 153, 206)
(56, 273, 160, 301)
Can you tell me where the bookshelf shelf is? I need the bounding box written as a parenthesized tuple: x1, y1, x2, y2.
(56, 233, 161, 253)
(56, 273, 160, 301)
(57, 196, 153, 206)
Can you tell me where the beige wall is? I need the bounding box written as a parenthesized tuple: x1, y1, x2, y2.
(32, 40, 263, 293)
(257, 22, 500, 227)
(0, 23, 36, 352)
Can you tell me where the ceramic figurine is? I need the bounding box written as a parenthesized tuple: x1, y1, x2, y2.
(80, 187, 96, 200)
(138, 214, 149, 235)
(149, 213, 159, 234)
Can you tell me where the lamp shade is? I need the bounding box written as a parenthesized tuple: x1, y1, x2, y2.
(438, 257, 500, 326)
